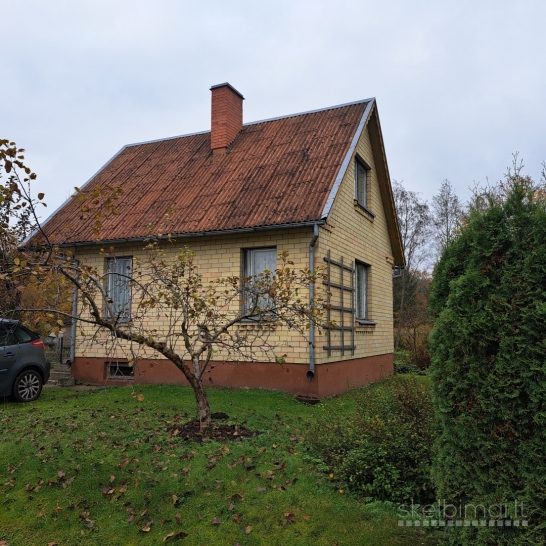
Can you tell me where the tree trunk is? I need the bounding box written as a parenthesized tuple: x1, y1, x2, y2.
(192, 374, 211, 432)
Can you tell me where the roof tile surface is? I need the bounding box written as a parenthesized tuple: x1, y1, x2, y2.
(40, 102, 369, 244)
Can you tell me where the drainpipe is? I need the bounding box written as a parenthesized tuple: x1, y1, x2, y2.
(68, 259, 79, 366)
(53, 255, 79, 366)
(307, 224, 320, 382)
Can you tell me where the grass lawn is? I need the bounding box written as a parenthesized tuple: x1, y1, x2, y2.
(0, 385, 439, 545)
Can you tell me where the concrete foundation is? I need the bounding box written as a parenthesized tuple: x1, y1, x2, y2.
(70, 354, 394, 398)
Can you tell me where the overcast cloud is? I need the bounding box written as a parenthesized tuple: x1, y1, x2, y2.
(3, 0, 546, 218)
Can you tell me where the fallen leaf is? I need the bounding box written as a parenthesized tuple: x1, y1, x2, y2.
(233, 514, 242, 523)
(227, 502, 234, 511)
(211, 518, 222, 525)
(256, 486, 266, 492)
(231, 493, 244, 501)
(110, 475, 116, 483)
(244, 525, 253, 534)
(163, 531, 188, 541)
(102, 487, 115, 495)
(285, 513, 296, 523)
(175, 513, 181, 524)
(57, 470, 65, 480)
(303, 515, 311, 521)
(141, 520, 153, 532)
(48, 543, 58, 546)
(137, 394, 145, 402)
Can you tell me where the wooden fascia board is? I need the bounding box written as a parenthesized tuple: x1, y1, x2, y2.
(367, 105, 405, 266)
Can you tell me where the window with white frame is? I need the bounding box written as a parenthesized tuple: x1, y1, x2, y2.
(106, 257, 132, 321)
(243, 247, 277, 314)
(355, 158, 368, 209)
(355, 261, 369, 320)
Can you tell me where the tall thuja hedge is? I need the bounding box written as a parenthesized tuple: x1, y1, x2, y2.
(429, 177, 546, 545)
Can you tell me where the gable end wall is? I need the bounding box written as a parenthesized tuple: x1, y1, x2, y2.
(316, 123, 394, 365)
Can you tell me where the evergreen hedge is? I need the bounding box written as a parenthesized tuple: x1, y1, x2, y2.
(429, 178, 546, 544)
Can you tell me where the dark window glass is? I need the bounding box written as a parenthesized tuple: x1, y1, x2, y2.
(14, 327, 32, 343)
(356, 159, 368, 208)
(243, 248, 277, 313)
(356, 262, 368, 320)
(106, 257, 132, 321)
(0, 325, 12, 346)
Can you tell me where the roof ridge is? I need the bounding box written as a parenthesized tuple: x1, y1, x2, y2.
(124, 98, 374, 148)
(244, 97, 373, 126)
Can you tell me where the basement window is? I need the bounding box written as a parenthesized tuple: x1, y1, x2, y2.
(107, 361, 134, 379)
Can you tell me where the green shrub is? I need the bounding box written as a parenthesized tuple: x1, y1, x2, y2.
(429, 176, 546, 545)
(308, 375, 435, 504)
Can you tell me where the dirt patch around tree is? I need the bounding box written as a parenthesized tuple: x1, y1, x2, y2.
(167, 412, 258, 442)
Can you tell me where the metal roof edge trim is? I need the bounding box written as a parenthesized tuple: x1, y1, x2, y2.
(55, 220, 327, 248)
(22, 144, 130, 246)
(320, 99, 375, 219)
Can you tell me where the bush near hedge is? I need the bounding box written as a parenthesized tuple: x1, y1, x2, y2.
(308, 375, 435, 504)
(429, 176, 546, 545)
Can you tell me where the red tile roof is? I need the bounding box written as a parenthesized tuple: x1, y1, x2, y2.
(37, 101, 371, 246)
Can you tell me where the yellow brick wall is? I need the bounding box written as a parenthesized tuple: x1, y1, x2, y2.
(315, 123, 394, 363)
(71, 227, 315, 363)
(70, 124, 395, 366)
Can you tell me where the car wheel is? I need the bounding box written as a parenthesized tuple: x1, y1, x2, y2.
(13, 370, 43, 402)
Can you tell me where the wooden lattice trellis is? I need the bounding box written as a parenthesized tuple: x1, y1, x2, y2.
(323, 250, 355, 356)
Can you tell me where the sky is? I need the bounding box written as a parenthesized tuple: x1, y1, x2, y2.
(3, 0, 546, 220)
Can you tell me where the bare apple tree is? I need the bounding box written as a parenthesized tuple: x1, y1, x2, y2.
(2, 141, 328, 431)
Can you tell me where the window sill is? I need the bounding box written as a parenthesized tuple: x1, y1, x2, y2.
(104, 317, 132, 325)
(353, 201, 375, 221)
(356, 319, 376, 327)
(239, 317, 278, 327)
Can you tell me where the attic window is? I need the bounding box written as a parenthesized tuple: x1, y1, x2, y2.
(355, 158, 369, 209)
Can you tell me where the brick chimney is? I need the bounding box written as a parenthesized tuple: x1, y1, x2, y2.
(210, 83, 244, 154)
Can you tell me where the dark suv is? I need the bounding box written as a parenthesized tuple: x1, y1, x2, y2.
(0, 319, 50, 402)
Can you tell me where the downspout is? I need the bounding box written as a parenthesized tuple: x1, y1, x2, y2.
(307, 224, 320, 382)
(68, 259, 79, 366)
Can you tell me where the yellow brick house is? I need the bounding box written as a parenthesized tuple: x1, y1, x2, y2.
(39, 83, 404, 398)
